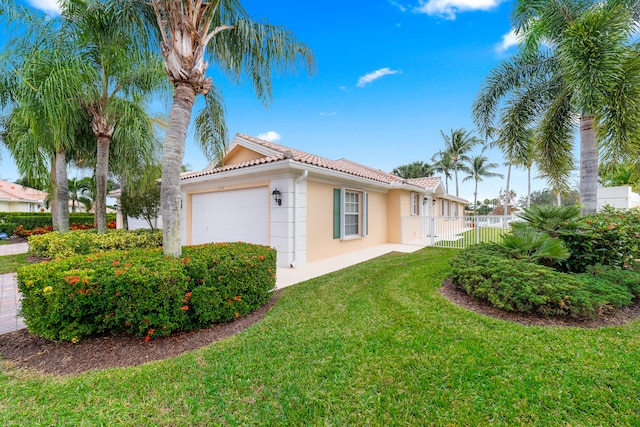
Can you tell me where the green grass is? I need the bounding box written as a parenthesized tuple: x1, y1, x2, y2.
(0, 254, 29, 274)
(1, 247, 639, 425)
(0, 240, 12, 245)
(435, 226, 507, 247)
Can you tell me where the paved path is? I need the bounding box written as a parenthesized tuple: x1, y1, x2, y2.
(0, 242, 424, 336)
(0, 242, 28, 335)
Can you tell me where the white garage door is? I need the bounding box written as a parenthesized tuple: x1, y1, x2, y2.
(191, 187, 269, 245)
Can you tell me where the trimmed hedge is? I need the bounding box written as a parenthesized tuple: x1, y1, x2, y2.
(17, 243, 277, 342)
(28, 229, 163, 259)
(450, 244, 640, 318)
(0, 222, 17, 235)
(0, 212, 116, 232)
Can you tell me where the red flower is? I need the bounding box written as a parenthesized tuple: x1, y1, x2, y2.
(115, 291, 121, 296)
(112, 260, 120, 266)
(180, 305, 189, 311)
(259, 255, 265, 261)
(144, 336, 150, 342)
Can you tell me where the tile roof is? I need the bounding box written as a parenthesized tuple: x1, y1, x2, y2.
(181, 133, 443, 191)
(0, 180, 47, 202)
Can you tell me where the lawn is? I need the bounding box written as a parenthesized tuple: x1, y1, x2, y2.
(0, 253, 29, 274)
(435, 226, 507, 248)
(1, 247, 639, 425)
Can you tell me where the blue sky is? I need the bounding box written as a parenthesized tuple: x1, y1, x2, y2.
(0, 0, 576, 204)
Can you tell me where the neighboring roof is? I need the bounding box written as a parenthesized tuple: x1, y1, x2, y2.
(0, 180, 47, 203)
(181, 133, 464, 201)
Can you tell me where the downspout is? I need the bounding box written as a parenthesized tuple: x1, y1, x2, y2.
(290, 170, 308, 268)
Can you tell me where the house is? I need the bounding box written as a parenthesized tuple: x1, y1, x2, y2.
(0, 180, 48, 213)
(597, 186, 640, 210)
(178, 134, 468, 268)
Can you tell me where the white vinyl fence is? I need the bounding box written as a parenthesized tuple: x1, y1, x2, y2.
(401, 215, 519, 249)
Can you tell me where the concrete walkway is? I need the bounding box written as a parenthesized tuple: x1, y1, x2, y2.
(0, 242, 425, 336)
(0, 242, 28, 335)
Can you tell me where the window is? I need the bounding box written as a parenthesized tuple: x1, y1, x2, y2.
(333, 188, 368, 239)
(411, 193, 420, 216)
(344, 191, 360, 236)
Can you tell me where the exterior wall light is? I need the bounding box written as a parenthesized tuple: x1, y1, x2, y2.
(272, 188, 282, 206)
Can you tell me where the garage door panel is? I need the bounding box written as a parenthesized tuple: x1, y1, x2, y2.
(191, 187, 269, 245)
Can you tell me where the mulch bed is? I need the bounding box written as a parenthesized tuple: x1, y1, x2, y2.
(439, 279, 640, 328)
(0, 292, 280, 376)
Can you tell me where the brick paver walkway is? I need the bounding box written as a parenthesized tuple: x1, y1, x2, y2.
(0, 242, 28, 335)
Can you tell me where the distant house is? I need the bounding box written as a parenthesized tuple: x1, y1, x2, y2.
(0, 180, 48, 213)
(178, 134, 468, 268)
(597, 186, 640, 210)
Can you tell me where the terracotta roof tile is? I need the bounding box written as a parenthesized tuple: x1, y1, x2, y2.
(0, 180, 47, 202)
(181, 134, 445, 191)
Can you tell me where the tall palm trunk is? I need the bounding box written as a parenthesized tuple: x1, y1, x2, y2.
(503, 162, 512, 215)
(50, 157, 59, 231)
(453, 162, 460, 197)
(55, 149, 69, 233)
(473, 179, 478, 214)
(580, 115, 598, 215)
(161, 83, 197, 257)
(95, 135, 110, 233)
(527, 165, 531, 208)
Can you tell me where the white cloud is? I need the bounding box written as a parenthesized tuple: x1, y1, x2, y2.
(357, 68, 400, 88)
(389, 1, 408, 12)
(26, 0, 61, 16)
(414, 0, 503, 20)
(495, 29, 521, 53)
(257, 131, 281, 142)
(319, 112, 337, 116)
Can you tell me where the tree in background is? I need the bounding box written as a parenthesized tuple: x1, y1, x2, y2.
(463, 155, 503, 212)
(120, 164, 161, 229)
(431, 150, 454, 194)
(438, 128, 481, 197)
(392, 161, 434, 179)
(519, 189, 580, 208)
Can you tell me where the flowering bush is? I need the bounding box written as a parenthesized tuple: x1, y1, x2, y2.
(17, 242, 277, 342)
(28, 229, 163, 259)
(557, 206, 640, 273)
(14, 225, 54, 237)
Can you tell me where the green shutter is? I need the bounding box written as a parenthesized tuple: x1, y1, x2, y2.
(333, 188, 341, 239)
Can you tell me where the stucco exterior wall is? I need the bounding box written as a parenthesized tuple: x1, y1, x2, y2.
(224, 146, 264, 165)
(306, 180, 388, 262)
(0, 201, 45, 213)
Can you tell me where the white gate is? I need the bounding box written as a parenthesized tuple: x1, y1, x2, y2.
(401, 215, 519, 248)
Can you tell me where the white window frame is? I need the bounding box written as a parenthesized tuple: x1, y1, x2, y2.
(340, 188, 368, 240)
(411, 193, 421, 216)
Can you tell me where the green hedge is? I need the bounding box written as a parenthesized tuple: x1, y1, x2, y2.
(17, 243, 277, 342)
(28, 229, 163, 258)
(0, 222, 17, 235)
(449, 244, 640, 318)
(0, 212, 116, 231)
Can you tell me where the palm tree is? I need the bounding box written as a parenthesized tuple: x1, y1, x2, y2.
(61, 0, 167, 233)
(392, 161, 434, 179)
(113, 0, 315, 257)
(463, 155, 504, 212)
(438, 128, 481, 197)
(1, 33, 93, 233)
(68, 177, 93, 213)
(474, 0, 640, 215)
(431, 150, 454, 194)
